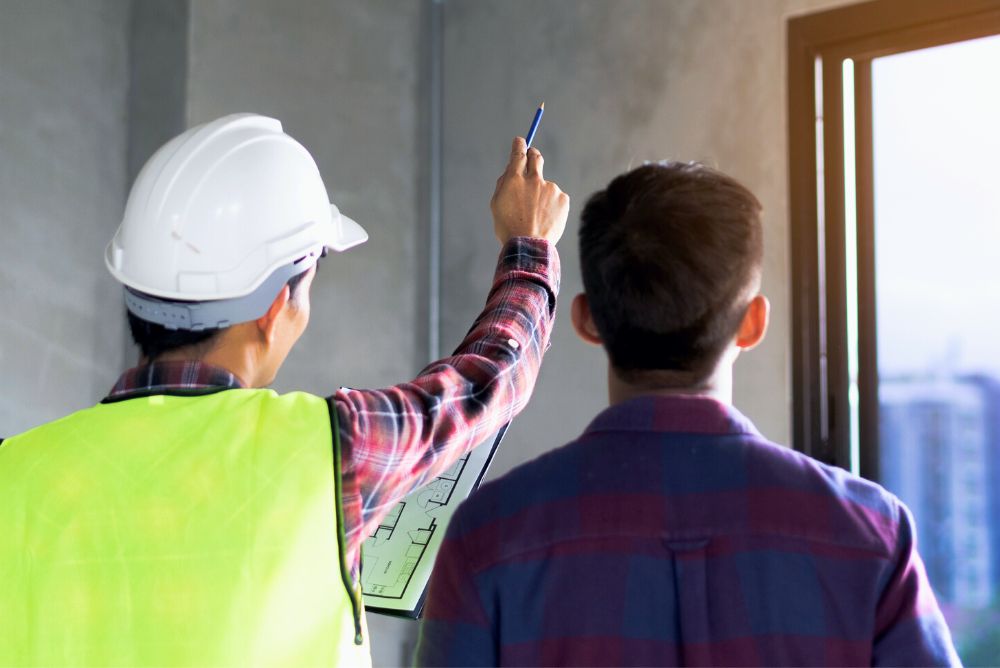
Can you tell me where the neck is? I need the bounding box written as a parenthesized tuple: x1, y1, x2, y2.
(149, 324, 266, 388)
(607, 349, 736, 407)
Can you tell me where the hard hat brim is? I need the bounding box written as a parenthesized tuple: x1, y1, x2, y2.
(326, 206, 369, 252)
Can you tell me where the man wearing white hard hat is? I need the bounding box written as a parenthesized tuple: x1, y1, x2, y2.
(0, 114, 567, 666)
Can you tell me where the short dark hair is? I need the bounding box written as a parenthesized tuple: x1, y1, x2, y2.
(128, 266, 312, 362)
(579, 162, 763, 383)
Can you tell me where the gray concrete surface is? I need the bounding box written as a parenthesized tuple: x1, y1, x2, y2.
(0, 1, 860, 665)
(186, 0, 427, 399)
(441, 0, 857, 481)
(0, 0, 130, 434)
(184, 2, 428, 664)
(126, 0, 189, 184)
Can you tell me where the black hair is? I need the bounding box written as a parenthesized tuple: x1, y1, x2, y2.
(578, 161, 763, 383)
(128, 266, 312, 362)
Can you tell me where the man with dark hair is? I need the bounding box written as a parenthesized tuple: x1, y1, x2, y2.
(416, 162, 958, 667)
(0, 114, 568, 667)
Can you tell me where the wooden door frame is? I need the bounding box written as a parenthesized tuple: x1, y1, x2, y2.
(787, 0, 1000, 474)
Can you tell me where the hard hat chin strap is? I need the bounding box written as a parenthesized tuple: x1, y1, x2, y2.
(124, 257, 316, 331)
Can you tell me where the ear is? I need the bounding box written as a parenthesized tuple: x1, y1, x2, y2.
(571, 294, 603, 345)
(256, 285, 291, 346)
(735, 294, 770, 351)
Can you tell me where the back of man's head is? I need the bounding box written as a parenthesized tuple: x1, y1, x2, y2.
(579, 161, 763, 385)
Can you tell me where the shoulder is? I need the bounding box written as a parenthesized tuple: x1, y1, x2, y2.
(444, 436, 594, 566)
(468, 439, 582, 521)
(741, 435, 905, 556)
(451, 426, 908, 561)
(241, 390, 332, 442)
(2, 402, 110, 446)
(256, 388, 328, 411)
(458, 437, 584, 523)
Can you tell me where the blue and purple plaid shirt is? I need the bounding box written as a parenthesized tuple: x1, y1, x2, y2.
(416, 394, 959, 667)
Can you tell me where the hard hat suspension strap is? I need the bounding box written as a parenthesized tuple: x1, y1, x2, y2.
(124, 254, 318, 331)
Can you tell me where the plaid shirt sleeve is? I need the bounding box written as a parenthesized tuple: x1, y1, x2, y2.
(873, 502, 962, 667)
(331, 237, 560, 566)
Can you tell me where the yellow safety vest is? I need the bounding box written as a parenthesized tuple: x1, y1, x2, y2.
(0, 388, 370, 667)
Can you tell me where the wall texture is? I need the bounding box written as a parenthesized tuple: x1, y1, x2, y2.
(186, 0, 428, 398)
(126, 0, 189, 184)
(184, 1, 429, 664)
(441, 0, 857, 479)
(0, 0, 130, 434)
(0, 0, 862, 664)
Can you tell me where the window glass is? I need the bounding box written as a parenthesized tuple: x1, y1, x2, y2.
(874, 34, 1000, 663)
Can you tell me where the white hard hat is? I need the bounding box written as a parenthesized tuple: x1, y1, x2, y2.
(106, 113, 367, 330)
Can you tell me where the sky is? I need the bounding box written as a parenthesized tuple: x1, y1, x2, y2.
(872, 34, 1000, 378)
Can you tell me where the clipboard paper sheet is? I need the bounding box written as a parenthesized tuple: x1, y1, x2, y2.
(361, 425, 506, 618)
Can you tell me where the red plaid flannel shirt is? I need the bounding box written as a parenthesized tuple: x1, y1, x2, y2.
(108, 237, 560, 576)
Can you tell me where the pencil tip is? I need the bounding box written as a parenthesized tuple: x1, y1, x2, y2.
(540, 101, 545, 109)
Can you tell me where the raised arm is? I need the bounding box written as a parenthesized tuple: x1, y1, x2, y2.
(334, 138, 569, 561)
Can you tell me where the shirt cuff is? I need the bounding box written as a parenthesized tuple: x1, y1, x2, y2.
(495, 237, 561, 313)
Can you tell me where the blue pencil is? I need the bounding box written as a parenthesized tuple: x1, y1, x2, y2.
(525, 102, 545, 148)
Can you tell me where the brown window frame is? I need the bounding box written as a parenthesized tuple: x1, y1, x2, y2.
(787, 0, 1000, 477)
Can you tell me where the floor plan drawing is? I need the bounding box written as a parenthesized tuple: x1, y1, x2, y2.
(361, 426, 506, 616)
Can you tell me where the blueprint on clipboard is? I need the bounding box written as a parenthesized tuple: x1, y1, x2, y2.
(361, 424, 508, 618)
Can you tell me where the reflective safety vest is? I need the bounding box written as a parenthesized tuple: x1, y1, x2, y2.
(0, 388, 370, 667)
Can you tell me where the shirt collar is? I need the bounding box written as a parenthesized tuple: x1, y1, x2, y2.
(583, 394, 762, 438)
(107, 361, 245, 401)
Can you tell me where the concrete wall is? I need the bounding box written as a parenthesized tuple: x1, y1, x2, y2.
(0, 0, 862, 664)
(186, 0, 428, 400)
(0, 0, 130, 435)
(441, 0, 856, 480)
(184, 2, 429, 664)
(126, 0, 190, 184)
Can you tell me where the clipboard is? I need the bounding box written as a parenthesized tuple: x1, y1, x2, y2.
(360, 422, 509, 618)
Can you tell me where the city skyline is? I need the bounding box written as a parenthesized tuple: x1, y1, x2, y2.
(879, 372, 1000, 661)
